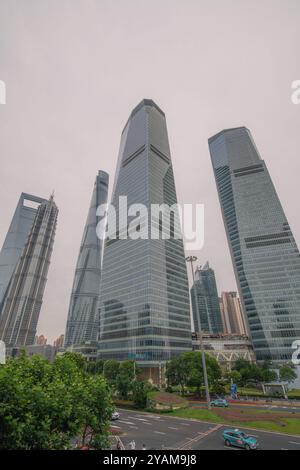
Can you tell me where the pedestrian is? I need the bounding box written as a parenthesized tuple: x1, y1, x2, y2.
(129, 440, 136, 450)
(117, 440, 122, 450)
(142, 443, 146, 450)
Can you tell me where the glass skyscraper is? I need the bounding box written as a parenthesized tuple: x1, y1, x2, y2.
(0, 195, 58, 346)
(64, 171, 109, 348)
(98, 99, 192, 367)
(0, 193, 47, 309)
(209, 127, 300, 363)
(191, 262, 223, 334)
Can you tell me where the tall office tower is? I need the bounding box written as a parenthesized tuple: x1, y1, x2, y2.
(220, 291, 249, 336)
(0, 196, 58, 347)
(191, 263, 223, 334)
(64, 171, 109, 348)
(0, 193, 46, 309)
(98, 99, 192, 371)
(209, 127, 300, 363)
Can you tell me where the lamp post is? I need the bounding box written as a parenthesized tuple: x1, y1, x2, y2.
(186, 255, 211, 410)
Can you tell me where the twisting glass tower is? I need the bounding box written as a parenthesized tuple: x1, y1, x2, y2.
(64, 171, 109, 348)
(0, 195, 58, 346)
(209, 127, 300, 363)
(98, 99, 192, 372)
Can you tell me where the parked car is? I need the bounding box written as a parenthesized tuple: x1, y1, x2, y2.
(210, 398, 229, 408)
(111, 411, 120, 420)
(223, 429, 259, 450)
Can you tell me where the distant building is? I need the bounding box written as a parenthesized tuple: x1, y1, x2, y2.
(191, 263, 223, 334)
(219, 292, 249, 336)
(53, 334, 64, 349)
(0, 195, 58, 346)
(66, 341, 98, 362)
(192, 332, 255, 370)
(64, 171, 109, 348)
(0, 193, 47, 308)
(7, 344, 57, 362)
(36, 334, 47, 346)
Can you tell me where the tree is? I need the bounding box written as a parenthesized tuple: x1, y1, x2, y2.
(87, 359, 104, 375)
(0, 352, 113, 449)
(279, 365, 297, 383)
(115, 361, 136, 399)
(166, 356, 189, 395)
(132, 380, 151, 408)
(103, 359, 120, 386)
(166, 352, 222, 396)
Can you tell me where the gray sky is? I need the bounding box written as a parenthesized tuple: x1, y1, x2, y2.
(0, 0, 299, 343)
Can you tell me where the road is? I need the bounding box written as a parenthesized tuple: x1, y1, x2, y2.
(190, 402, 300, 414)
(111, 409, 300, 451)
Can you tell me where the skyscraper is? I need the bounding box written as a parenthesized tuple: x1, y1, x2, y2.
(191, 262, 223, 334)
(219, 291, 249, 336)
(0, 195, 58, 347)
(64, 171, 109, 348)
(98, 99, 192, 370)
(209, 127, 300, 363)
(0, 193, 47, 309)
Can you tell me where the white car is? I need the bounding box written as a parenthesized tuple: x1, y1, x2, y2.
(111, 411, 120, 420)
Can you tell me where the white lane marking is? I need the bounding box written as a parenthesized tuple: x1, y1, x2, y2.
(180, 423, 190, 426)
(154, 431, 166, 435)
(119, 420, 135, 425)
(281, 448, 288, 450)
(289, 441, 300, 445)
(168, 427, 179, 430)
(128, 416, 150, 422)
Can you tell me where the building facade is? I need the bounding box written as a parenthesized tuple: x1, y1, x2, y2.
(191, 262, 223, 334)
(0, 193, 46, 308)
(64, 171, 109, 348)
(220, 291, 249, 336)
(192, 332, 255, 371)
(0, 196, 58, 346)
(98, 99, 192, 367)
(209, 127, 300, 363)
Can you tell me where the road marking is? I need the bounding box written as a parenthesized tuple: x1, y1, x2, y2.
(128, 416, 150, 422)
(154, 431, 166, 435)
(180, 423, 190, 426)
(179, 424, 223, 450)
(289, 441, 300, 445)
(119, 420, 135, 425)
(129, 426, 138, 429)
(168, 427, 178, 430)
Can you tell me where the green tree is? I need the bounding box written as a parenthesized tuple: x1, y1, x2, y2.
(0, 352, 113, 449)
(279, 365, 297, 383)
(132, 380, 151, 408)
(103, 359, 120, 386)
(166, 356, 189, 395)
(115, 361, 136, 399)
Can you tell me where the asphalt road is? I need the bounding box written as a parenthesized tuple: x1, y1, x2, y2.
(191, 403, 300, 414)
(112, 409, 300, 451)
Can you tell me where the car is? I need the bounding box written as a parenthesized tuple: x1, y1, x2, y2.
(111, 411, 120, 420)
(223, 429, 259, 450)
(210, 398, 229, 408)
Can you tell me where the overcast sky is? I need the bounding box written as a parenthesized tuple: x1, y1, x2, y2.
(0, 0, 299, 343)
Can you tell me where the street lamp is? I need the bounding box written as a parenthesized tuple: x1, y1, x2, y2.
(186, 255, 211, 410)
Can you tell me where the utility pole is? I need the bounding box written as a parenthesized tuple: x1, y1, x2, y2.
(186, 256, 211, 410)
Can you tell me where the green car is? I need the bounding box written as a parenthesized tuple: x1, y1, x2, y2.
(223, 429, 259, 450)
(210, 398, 229, 407)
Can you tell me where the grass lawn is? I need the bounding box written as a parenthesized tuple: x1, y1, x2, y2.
(169, 407, 300, 435)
